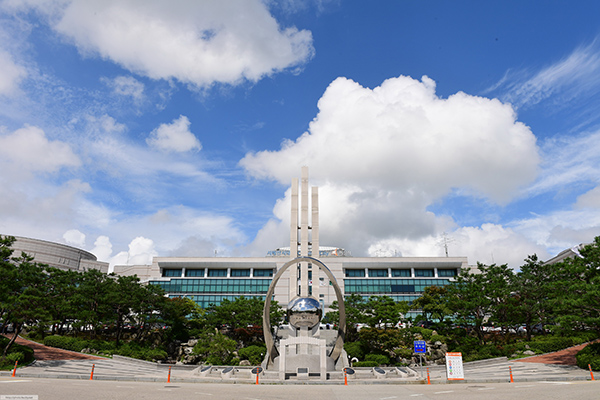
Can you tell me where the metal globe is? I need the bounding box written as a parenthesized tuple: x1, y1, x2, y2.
(287, 296, 322, 329)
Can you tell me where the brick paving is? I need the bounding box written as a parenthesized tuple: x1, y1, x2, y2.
(3, 335, 102, 361)
(515, 342, 595, 365)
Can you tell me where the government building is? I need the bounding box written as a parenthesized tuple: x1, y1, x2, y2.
(114, 168, 470, 312)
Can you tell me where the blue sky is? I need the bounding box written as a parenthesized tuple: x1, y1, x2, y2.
(1, 0, 600, 269)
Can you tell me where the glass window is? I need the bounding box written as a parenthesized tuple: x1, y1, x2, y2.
(345, 269, 365, 277)
(208, 269, 227, 277)
(415, 269, 434, 277)
(253, 269, 274, 277)
(368, 269, 388, 278)
(162, 269, 182, 277)
(438, 269, 457, 277)
(185, 269, 204, 277)
(391, 269, 411, 277)
(230, 269, 250, 277)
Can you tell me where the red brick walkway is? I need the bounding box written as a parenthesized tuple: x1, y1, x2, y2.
(3, 335, 102, 361)
(515, 342, 595, 366)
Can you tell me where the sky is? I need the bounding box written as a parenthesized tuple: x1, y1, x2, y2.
(1, 0, 600, 270)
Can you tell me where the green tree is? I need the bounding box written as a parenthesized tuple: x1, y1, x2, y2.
(482, 263, 515, 332)
(204, 296, 283, 345)
(1, 240, 50, 358)
(410, 285, 452, 323)
(71, 269, 112, 338)
(44, 267, 79, 336)
(511, 255, 554, 340)
(365, 296, 408, 329)
(550, 237, 600, 335)
(446, 264, 495, 344)
(326, 294, 368, 341)
(192, 329, 238, 365)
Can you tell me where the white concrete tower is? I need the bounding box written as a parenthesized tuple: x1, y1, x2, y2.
(289, 166, 319, 299)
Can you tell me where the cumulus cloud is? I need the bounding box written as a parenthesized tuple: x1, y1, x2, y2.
(9, 0, 314, 89)
(242, 76, 538, 203)
(146, 115, 201, 153)
(0, 125, 81, 174)
(90, 235, 113, 262)
(63, 229, 86, 247)
(241, 75, 541, 260)
(369, 224, 551, 268)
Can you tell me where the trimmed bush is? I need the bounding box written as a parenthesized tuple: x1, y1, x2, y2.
(353, 361, 379, 367)
(576, 342, 600, 371)
(238, 345, 266, 365)
(365, 353, 390, 365)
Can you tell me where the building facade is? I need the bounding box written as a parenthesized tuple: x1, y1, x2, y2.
(115, 254, 468, 311)
(5, 235, 109, 273)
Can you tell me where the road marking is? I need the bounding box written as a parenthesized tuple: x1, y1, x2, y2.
(409, 395, 424, 397)
(515, 385, 536, 388)
(476, 387, 495, 390)
(0, 380, 32, 383)
(434, 391, 454, 394)
(380, 397, 397, 399)
(195, 393, 213, 395)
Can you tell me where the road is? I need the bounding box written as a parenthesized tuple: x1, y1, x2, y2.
(1, 377, 599, 400)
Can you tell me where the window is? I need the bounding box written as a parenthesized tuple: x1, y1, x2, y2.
(185, 269, 204, 277)
(345, 269, 365, 277)
(368, 269, 388, 278)
(415, 269, 434, 277)
(438, 269, 457, 277)
(392, 269, 411, 277)
(162, 269, 182, 277)
(208, 269, 227, 277)
(230, 269, 250, 277)
(253, 269, 274, 277)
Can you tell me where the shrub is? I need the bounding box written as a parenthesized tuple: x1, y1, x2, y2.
(528, 336, 575, 354)
(344, 341, 368, 360)
(576, 342, 600, 371)
(365, 353, 390, 365)
(238, 345, 266, 365)
(430, 334, 446, 344)
(353, 361, 379, 367)
(43, 335, 87, 352)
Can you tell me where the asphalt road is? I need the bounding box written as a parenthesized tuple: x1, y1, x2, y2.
(1, 378, 599, 400)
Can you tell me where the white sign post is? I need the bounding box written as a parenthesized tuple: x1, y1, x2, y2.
(445, 352, 464, 380)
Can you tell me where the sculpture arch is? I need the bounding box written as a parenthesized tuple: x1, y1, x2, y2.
(262, 257, 346, 367)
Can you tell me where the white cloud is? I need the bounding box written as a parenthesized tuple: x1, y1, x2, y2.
(63, 229, 85, 247)
(527, 129, 600, 197)
(242, 75, 538, 203)
(146, 115, 201, 153)
(0, 48, 26, 96)
(0, 125, 81, 174)
(9, 0, 314, 89)
(366, 224, 550, 269)
(90, 235, 112, 262)
(575, 186, 600, 209)
(241, 75, 540, 259)
(498, 39, 600, 110)
(103, 75, 144, 101)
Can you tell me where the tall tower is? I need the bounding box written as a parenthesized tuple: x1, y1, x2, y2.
(289, 166, 319, 299)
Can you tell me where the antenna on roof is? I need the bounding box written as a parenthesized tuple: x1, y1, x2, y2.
(437, 232, 454, 257)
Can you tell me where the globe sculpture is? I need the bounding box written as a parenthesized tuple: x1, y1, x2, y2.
(287, 297, 322, 329)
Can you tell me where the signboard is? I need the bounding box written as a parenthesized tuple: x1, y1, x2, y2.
(445, 352, 464, 380)
(414, 340, 427, 354)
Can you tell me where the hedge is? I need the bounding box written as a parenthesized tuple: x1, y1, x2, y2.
(576, 342, 600, 371)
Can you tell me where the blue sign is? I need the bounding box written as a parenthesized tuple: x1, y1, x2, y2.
(414, 340, 427, 354)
